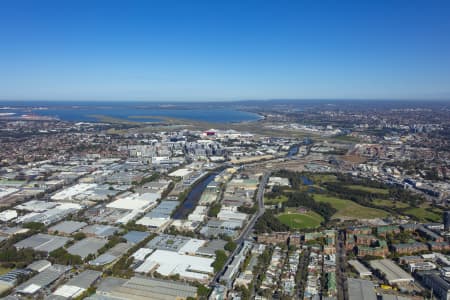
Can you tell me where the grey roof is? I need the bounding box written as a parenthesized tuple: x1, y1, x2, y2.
(46, 295, 67, 300)
(89, 243, 131, 266)
(196, 239, 227, 256)
(145, 234, 189, 252)
(96, 277, 127, 292)
(145, 201, 178, 219)
(89, 253, 117, 266)
(108, 242, 131, 257)
(96, 276, 197, 300)
(0, 269, 33, 286)
(82, 224, 118, 238)
(67, 237, 108, 259)
(14, 233, 71, 253)
(348, 260, 372, 276)
(348, 278, 377, 300)
(123, 231, 150, 245)
(16, 264, 70, 294)
(27, 260, 51, 272)
(369, 259, 414, 284)
(0, 226, 29, 236)
(417, 226, 442, 240)
(64, 270, 102, 289)
(49, 221, 87, 234)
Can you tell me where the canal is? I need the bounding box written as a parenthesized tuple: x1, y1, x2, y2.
(287, 144, 299, 157)
(172, 171, 219, 220)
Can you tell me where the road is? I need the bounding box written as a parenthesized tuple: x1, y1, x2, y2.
(209, 171, 270, 287)
(336, 230, 348, 300)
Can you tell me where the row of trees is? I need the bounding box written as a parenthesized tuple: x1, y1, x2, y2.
(284, 192, 337, 222)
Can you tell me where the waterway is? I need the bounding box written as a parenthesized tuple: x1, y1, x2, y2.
(286, 145, 299, 157)
(0, 101, 262, 123)
(172, 172, 219, 219)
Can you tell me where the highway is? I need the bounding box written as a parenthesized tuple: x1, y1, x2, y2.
(210, 171, 270, 288)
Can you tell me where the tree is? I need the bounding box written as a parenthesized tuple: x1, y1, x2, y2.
(208, 203, 221, 218)
(49, 248, 82, 265)
(225, 241, 237, 252)
(73, 232, 86, 241)
(211, 250, 228, 273)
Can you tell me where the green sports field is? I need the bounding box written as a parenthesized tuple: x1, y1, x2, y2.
(277, 210, 324, 229)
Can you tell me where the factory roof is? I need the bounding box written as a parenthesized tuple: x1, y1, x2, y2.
(14, 233, 71, 253)
(123, 231, 150, 245)
(96, 276, 197, 300)
(369, 259, 414, 284)
(348, 260, 372, 277)
(106, 192, 159, 210)
(135, 249, 214, 280)
(27, 260, 51, 273)
(81, 224, 118, 238)
(67, 237, 108, 259)
(348, 278, 377, 300)
(49, 221, 87, 235)
(16, 265, 70, 294)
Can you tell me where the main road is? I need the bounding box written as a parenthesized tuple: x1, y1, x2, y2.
(210, 171, 270, 287)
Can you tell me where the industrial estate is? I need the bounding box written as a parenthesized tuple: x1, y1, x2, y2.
(0, 100, 450, 300)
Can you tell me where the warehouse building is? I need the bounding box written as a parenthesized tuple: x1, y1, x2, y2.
(51, 270, 102, 299)
(123, 230, 150, 245)
(419, 272, 450, 300)
(48, 220, 87, 235)
(16, 264, 71, 295)
(95, 276, 197, 300)
(81, 224, 118, 238)
(14, 233, 71, 253)
(89, 243, 131, 266)
(348, 260, 372, 278)
(369, 259, 414, 285)
(134, 249, 214, 281)
(348, 278, 377, 300)
(67, 237, 108, 259)
(0, 269, 33, 294)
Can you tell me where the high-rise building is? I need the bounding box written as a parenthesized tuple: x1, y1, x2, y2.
(443, 211, 450, 231)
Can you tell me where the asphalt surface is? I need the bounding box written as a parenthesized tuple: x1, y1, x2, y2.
(210, 172, 270, 287)
(336, 230, 348, 300)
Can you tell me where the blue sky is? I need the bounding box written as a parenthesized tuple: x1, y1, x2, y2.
(1, 0, 450, 101)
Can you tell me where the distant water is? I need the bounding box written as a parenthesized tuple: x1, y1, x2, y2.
(0, 101, 262, 123)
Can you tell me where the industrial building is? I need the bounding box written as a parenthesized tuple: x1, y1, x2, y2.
(369, 259, 414, 285)
(348, 260, 372, 278)
(81, 224, 118, 238)
(48, 220, 87, 235)
(95, 276, 197, 300)
(123, 230, 150, 245)
(15, 264, 71, 295)
(419, 272, 450, 300)
(134, 249, 214, 281)
(14, 233, 71, 253)
(67, 237, 108, 259)
(51, 270, 102, 299)
(348, 278, 377, 300)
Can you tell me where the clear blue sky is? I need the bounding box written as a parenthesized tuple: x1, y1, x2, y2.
(1, 0, 450, 101)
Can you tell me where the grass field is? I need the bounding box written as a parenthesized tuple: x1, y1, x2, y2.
(277, 210, 324, 229)
(0, 267, 12, 275)
(313, 194, 389, 220)
(264, 195, 288, 205)
(372, 199, 409, 209)
(310, 174, 338, 184)
(404, 207, 441, 222)
(346, 185, 389, 195)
